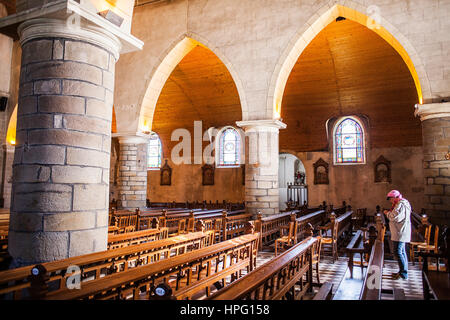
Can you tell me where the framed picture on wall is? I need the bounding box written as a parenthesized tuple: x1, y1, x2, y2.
(202, 164, 215, 186)
(160, 159, 172, 185)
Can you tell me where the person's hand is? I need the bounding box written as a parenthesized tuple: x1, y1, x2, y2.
(383, 210, 388, 215)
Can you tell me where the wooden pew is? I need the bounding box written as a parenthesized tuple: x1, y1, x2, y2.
(359, 239, 384, 300)
(313, 281, 333, 300)
(107, 227, 169, 249)
(0, 230, 214, 300)
(295, 209, 327, 241)
(40, 231, 259, 300)
(319, 208, 353, 262)
(409, 211, 431, 265)
(346, 213, 385, 278)
(419, 226, 449, 300)
(254, 211, 297, 248)
(206, 236, 319, 300)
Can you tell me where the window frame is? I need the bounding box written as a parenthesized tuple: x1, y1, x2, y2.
(332, 116, 366, 166)
(215, 126, 244, 168)
(147, 132, 163, 170)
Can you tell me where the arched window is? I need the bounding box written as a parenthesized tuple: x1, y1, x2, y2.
(217, 127, 241, 167)
(147, 133, 162, 169)
(333, 117, 365, 164)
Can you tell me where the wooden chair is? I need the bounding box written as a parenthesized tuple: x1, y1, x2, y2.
(320, 215, 338, 262)
(274, 218, 297, 256)
(417, 225, 439, 266)
(410, 223, 432, 265)
(312, 236, 323, 284)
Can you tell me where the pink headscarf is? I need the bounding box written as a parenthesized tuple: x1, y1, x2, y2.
(387, 190, 403, 208)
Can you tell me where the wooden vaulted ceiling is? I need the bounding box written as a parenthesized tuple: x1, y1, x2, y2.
(152, 45, 242, 156)
(280, 19, 421, 152)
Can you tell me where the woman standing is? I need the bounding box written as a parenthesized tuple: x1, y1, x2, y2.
(383, 190, 412, 280)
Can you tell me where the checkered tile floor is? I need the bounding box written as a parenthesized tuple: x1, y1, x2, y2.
(381, 260, 423, 300)
(254, 249, 424, 300)
(254, 250, 348, 295)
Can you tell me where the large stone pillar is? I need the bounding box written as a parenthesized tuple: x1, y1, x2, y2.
(0, 2, 142, 267)
(415, 103, 450, 226)
(0, 144, 14, 208)
(237, 120, 286, 216)
(113, 133, 149, 209)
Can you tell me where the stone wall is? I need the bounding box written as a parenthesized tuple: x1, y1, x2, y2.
(147, 161, 244, 204)
(292, 146, 424, 214)
(422, 117, 450, 225)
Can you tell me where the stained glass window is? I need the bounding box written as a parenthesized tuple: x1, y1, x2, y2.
(147, 133, 162, 169)
(218, 127, 241, 167)
(334, 118, 365, 164)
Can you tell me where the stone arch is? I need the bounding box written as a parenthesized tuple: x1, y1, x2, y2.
(268, 1, 432, 119)
(138, 33, 248, 132)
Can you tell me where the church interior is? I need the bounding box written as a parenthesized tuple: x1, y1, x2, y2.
(0, 0, 449, 303)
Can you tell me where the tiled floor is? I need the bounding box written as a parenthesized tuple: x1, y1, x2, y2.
(254, 249, 424, 300)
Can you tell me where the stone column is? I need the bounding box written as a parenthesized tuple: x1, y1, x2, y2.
(237, 120, 286, 217)
(6, 19, 120, 267)
(113, 133, 149, 209)
(415, 102, 450, 226)
(0, 144, 14, 208)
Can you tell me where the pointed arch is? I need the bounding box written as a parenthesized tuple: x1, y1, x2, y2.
(138, 34, 248, 132)
(6, 104, 17, 146)
(268, 1, 431, 119)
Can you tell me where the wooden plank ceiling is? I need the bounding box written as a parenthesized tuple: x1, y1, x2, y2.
(280, 19, 421, 152)
(152, 45, 242, 156)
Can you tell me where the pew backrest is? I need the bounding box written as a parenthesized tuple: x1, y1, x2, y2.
(360, 239, 384, 300)
(0, 231, 213, 299)
(207, 237, 318, 300)
(44, 233, 259, 300)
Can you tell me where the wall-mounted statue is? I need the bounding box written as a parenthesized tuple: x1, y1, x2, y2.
(295, 171, 306, 185)
(202, 164, 215, 185)
(160, 159, 172, 185)
(374, 155, 391, 183)
(313, 158, 329, 185)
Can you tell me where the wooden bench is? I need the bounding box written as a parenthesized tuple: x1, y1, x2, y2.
(40, 231, 259, 300)
(107, 227, 169, 249)
(346, 214, 385, 278)
(359, 239, 384, 300)
(419, 226, 449, 300)
(206, 237, 319, 300)
(319, 209, 353, 262)
(0, 230, 214, 300)
(253, 211, 295, 248)
(313, 281, 333, 300)
(295, 209, 327, 241)
(409, 211, 431, 265)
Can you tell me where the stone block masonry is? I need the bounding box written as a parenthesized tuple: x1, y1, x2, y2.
(115, 135, 148, 209)
(416, 103, 450, 226)
(8, 19, 120, 267)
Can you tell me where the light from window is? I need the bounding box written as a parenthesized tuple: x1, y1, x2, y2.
(218, 127, 240, 166)
(334, 118, 364, 164)
(147, 133, 162, 169)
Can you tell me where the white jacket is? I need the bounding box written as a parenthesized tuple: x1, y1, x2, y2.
(386, 199, 412, 242)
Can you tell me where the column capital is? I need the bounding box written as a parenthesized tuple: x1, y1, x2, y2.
(414, 102, 450, 121)
(112, 131, 151, 144)
(0, 0, 143, 55)
(236, 119, 287, 132)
